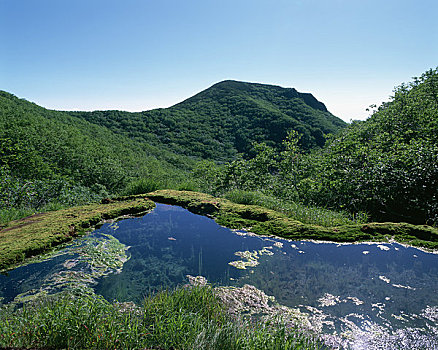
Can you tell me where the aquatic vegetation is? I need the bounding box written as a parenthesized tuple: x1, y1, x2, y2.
(228, 247, 276, 270)
(7, 233, 130, 304)
(318, 293, 341, 307)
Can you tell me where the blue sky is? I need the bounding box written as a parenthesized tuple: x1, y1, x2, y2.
(1, 0, 437, 121)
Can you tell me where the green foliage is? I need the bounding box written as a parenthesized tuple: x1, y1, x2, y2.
(207, 131, 303, 201)
(69, 80, 346, 161)
(224, 189, 271, 206)
(209, 68, 438, 226)
(3, 70, 436, 226)
(0, 91, 197, 214)
(123, 178, 165, 195)
(298, 68, 438, 225)
(224, 190, 368, 226)
(0, 207, 35, 227)
(193, 160, 224, 194)
(0, 287, 323, 350)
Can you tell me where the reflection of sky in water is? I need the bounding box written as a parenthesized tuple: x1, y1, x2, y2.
(1, 203, 437, 348)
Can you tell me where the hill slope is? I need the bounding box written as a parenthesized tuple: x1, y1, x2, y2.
(69, 80, 346, 161)
(0, 91, 195, 208)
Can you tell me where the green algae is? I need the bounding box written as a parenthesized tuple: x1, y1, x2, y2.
(0, 197, 155, 271)
(228, 247, 275, 270)
(8, 232, 130, 305)
(146, 190, 438, 250)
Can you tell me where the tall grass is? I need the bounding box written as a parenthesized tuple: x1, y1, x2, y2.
(0, 202, 68, 227)
(123, 177, 199, 195)
(0, 207, 35, 226)
(224, 189, 368, 227)
(0, 286, 323, 350)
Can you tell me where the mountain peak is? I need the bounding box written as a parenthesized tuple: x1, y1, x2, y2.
(178, 80, 329, 113)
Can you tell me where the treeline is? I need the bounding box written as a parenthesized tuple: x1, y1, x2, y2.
(69, 80, 346, 161)
(195, 69, 438, 225)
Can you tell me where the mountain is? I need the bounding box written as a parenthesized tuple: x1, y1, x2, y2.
(0, 80, 345, 212)
(69, 80, 346, 161)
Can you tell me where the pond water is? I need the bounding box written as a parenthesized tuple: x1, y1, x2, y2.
(1, 203, 438, 349)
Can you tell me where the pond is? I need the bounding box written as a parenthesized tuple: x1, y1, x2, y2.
(1, 203, 437, 349)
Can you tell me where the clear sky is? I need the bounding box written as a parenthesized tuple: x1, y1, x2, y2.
(1, 0, 437, 122)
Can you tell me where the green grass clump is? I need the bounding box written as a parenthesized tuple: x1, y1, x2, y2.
(0, 287, 323, 350)
(123, 178, 166, 195)
(0, 207, 35, 227)
(224, 189, 368, 227)
(0, 202, 68, 227)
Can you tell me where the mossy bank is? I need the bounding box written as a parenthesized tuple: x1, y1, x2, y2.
(2, 190, 438, 271)
(0, 197, 155, 271)
(146, 190, 438, 250)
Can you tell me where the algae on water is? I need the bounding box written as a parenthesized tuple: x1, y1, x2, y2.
(7, 232, 130, 304)
(228, 246, 275, 270)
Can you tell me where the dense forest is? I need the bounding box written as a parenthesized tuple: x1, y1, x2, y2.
(1, 69, 437, 226)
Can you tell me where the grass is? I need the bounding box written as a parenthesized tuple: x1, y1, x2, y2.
(223, 189, 368, 227)
(0, 286, 323, 350)
(0, 196, 155, 271)
(0, 207, 35, 227)
(0, 202, 68, 227)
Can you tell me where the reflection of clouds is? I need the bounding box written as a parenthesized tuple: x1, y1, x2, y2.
(392, 283, 416, 290)
(379, 275, 391, 284)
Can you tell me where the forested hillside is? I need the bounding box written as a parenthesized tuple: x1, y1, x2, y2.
(69, 80, 346, 161)
(0, 91, 195, 212)
(304, 68, 438, 224)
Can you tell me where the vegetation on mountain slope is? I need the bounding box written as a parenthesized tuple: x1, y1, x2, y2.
(2, 70, 437, 228)
(69, 80, 346, 161)
(0, 91, 196, 217)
